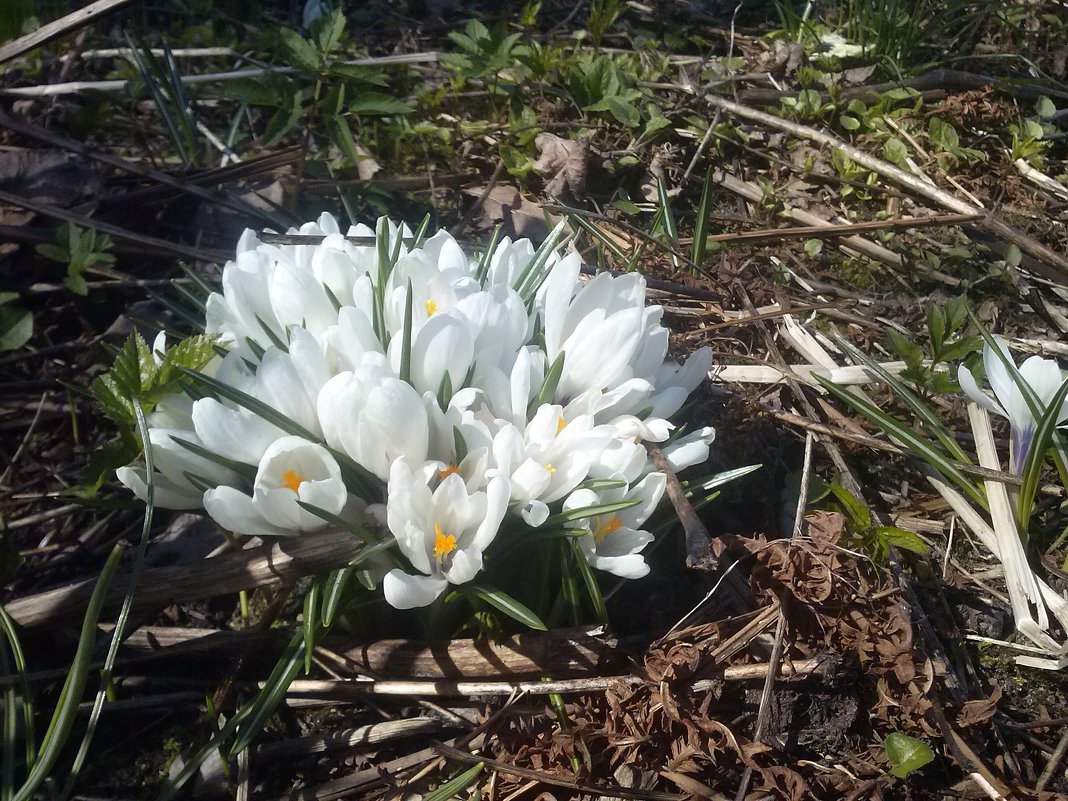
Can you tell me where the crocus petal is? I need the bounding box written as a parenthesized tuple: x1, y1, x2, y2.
(204, 485, 296, 538)
(957, 363, 1006, 418)
(383, 569, 448, 609)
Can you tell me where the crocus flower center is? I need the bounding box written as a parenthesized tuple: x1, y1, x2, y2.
(437, 463, 460, 480)
(543, 463, 556, 473)
(424, 299, 437, 316)
(281, 469, 305, 492)
(556, 415, 567, 434)
(433, 522, 457, 561)
(593, 514, 623, 542)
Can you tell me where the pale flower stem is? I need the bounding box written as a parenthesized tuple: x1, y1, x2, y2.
(966, 403, 1055, 646)
(924, 470, 1068, 643)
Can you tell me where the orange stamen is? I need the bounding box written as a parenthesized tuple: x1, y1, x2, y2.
(437, 463, 460, 480)
(593, 515, 623, 542)
(281, 469, 304, 492)
(433, 522, 457, 560)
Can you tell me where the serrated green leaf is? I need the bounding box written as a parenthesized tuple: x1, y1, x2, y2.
(349, 92, 412, 116)
(223, 77, 283, 106)
(926, 305, 945, 352)
(325, 113, 362, 165)
(827, 483, 871, 528)
(312, 8, 345, 54)
(278, 27, 322, 72)
(883, 137, 908, 167)
(0, 304, 32, 351)
(77, 434, 142, 494)
(327, 63, 389, 86)
(35, 243, 69, 263)
(263, 92, 303, 145)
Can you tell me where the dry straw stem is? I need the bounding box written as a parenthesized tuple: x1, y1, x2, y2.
(0, 0, 136, 64)
(704, 94, 1068, 284)
(966, 403, 1061, 653)
(923, 468, 1068, 670)
(0, 53, 441, 98)
(6, 529, 364, 628)
(708, 168, 904, 268)
(692, 212, 981, 245)
(0, 110, 284, 228)
(0, 187, 229, 263)
(279, 659, 821, 699)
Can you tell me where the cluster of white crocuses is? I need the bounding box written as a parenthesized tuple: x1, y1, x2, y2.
(117, 214, 715, 610)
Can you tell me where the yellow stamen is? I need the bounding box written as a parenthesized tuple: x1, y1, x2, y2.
(593, 515, 623, 542)
(433, 522, 457, 560)
(424, 298, 437, 316)
(556, 416, 567, 434)
(281, 469, 304, 492)
(543, 463, 556, 473)
(437, 463, 460, 480)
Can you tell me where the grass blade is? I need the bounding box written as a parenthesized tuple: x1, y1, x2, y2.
(399, 278, 413, 383)
(1017, 375, 1068, 531)
(302, 579, 322, 673)
(474, 225, 503, 286)
(569, 538, 608, 624)
(13, 544, 124, 801)
(231, 630, 305, 755)
(464, 584, 547, 631)
(836, 337, 971, 464)
(0, 607, 34, 773)
(528, 351, 564, 415)
(655, 176, 681, 270)
(691, 165, 713, 267)
(321, 566, 355, 628)
(513, 220, 567, 301)
(60, 398, 159, 800)
(542, 497, 641, 528)
(814, 373, 987, 509)
(423, 761, 483, 801)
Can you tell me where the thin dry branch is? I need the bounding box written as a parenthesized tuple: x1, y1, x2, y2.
(0, 0, 136, 64)
(705, 94, 1068, 283)
(0, 187, 229, 263)
(0, 110, 285, 228)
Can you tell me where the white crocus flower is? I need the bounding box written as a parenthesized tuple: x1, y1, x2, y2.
(490, 404, 613, 526)
(318, 362, 429, 481)
(388, 310, 475, 397)
(117, 426, 242, 510)
(473, 346, 545, 429)
(564, 472, 666, 579)
(660, 426, 717, 473)
(204, 436, 347, 537)
(205, 249, 284, 357)
(453, 285, 530, 372)
(382, 458, 510, 608)
(958, 337, 1068, 473)
(541, 261, 712, 421)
